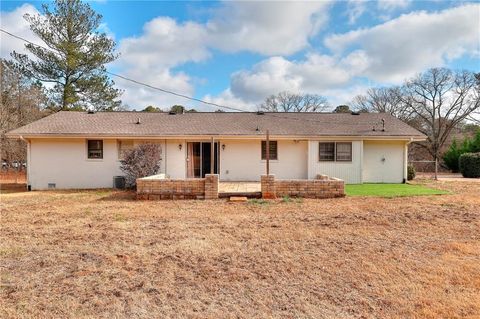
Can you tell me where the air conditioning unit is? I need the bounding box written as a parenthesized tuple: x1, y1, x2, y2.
(113, 176, 126, 189)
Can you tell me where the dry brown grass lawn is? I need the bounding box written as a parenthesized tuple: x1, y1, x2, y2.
(1, 180, 479, 318)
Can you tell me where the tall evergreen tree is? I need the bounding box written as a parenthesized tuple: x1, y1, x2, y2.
(12, 0, 122, 111)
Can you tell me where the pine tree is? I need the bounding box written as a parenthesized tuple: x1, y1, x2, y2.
(12, 0, 122, 111)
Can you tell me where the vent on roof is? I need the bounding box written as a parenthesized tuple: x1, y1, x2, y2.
(136, 118, 141, 124)
(256, 111, 265, 115)
(372, 119, 386, 132)
(168, 111, 176, 115)
(351, 111, 360, 115)
(87, 110, 95, 114)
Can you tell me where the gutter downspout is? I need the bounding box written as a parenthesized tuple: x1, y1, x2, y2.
(404, 138, 413, 183)
(164, 139, 167, 177)
(20, 135, 31, 191)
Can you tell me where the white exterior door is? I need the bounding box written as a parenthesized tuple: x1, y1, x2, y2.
(363, 141, 405, 183)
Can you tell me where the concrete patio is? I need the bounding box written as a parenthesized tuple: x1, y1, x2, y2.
(218, 182, 261, 193)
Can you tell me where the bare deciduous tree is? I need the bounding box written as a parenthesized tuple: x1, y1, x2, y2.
(352, 86, 413, 121)
(468, 73, 480, 124)
(401, 68, 479, 165)
(351, 68, 479, 175)
(259, 91, 328, 112)
(1, 59, 48, 166)
(120, 143, 162, 187)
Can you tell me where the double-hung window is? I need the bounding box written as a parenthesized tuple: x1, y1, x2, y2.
(335, 142, 352, 161)
(319, 142, 352, 162)
(87, 140, 103, 159)
(261, 141, 278, 160)
(319, 142, 335, 161)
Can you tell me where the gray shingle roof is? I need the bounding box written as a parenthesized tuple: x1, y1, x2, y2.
(6, 111, 425, 138)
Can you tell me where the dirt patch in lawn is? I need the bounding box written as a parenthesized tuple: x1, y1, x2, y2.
(1, 181, 479, 318)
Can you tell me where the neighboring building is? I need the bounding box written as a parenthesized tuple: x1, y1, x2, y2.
(6, 111, 425, 190)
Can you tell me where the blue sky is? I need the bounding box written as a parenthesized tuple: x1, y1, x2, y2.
(1, 0, 479, 111)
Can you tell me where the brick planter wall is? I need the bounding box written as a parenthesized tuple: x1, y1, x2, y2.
(261, 175, 345, 199)
(261, 175, 276, 199)
(205, 174, 219, 199)
(136, 174, 219, 200)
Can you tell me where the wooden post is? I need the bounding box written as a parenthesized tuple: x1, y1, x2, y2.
(266, 130, 270, 175)
(210, 137, 214, 174)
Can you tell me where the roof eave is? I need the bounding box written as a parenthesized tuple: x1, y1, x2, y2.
(5, 133, 428, 141)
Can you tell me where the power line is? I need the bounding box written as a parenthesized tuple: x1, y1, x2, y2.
(0, 28, 247, 112)
(105, 71, 245, 112)
(0, 28, 349, 124)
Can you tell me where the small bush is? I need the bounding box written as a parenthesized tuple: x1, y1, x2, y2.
(459, 152, 480, 178)
(120, 143, 162, 187)
(407, 165, 416, 181)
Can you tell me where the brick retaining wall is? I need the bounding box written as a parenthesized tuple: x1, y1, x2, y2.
(136, 174, 219, 200)
(261, 174, 345, 199)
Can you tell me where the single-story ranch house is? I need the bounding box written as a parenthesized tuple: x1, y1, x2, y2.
(7, 111, 425, 190)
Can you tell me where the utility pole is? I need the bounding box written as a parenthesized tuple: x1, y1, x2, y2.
(210, 137, 214, 174)
(266, 130, 270, 175)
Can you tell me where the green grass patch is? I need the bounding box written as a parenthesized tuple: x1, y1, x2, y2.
(248, 198, 269, 205)
(281, 195, 303, 204)
(345, 183, 448, 197)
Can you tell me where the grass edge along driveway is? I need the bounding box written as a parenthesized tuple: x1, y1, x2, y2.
(345, 183, 448, 197)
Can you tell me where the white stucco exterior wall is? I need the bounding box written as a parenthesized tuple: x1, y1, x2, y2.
(26, 137, 409, 189)
(307, 140, 363, 184)
(164, 140, 186, 179)
(219, 139, 308, 181)
(29, 138, 124, 189)
(363, 140, 407, 183)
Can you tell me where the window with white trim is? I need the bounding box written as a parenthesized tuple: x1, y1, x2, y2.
(319, 142, 352, 162)
(87, 140, 103, 159)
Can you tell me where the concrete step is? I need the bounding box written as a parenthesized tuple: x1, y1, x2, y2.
(218, 191, 262, 199)
(229, 196, 248, 202)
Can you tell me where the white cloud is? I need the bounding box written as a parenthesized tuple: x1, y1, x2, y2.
(220, 53, 360, 104)
(377, 0, 411, 12)
(114, 68, 196, 110)
(207, 1, 330, 55)
(203, 89, 254, 111)
(0, 4, 41, 58)
(113, 1, 332, 109)
(325, 4, 480, 83)
(113, 17, 211, 109)
(205, 4, 479, 109)
(346, 0, 368, 25)
(117, 17, 209, 70)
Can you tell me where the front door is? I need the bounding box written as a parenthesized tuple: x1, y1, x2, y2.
(186, 142, 219, 178)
